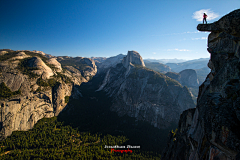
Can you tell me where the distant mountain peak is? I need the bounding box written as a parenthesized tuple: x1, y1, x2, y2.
(122, 50, 145, 68)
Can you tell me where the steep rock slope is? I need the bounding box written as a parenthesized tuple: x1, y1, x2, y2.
(57, 56, 97, 81)
(162, 9, 240, 160)
(95, 54, 126, 71)
(0, 50, 96, 139)
(165, 70, 200, 103)
(165, 69, 199, 87)
(144, 61, 172, 73)
(97, 51, 195, 129)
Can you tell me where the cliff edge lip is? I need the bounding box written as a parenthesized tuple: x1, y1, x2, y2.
(197, 9, 240, 37)
(162, 8, 240, 160)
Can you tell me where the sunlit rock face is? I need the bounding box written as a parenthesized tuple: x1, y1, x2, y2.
(97, 51, 195, 129)
(122, 50, 145, 68)
(28, 57, 54, 80)
(162, 9, 240, 160)
(0, 51, 97, 139)
(47, 58, 62, 72)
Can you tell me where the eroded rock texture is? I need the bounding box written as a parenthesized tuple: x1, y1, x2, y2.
(97, 51, 195, 129)
(0, 50, 96, 139)
(162, 9, 240, 160)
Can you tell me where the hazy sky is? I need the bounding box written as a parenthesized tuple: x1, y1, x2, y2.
(1, 0, 239, 60)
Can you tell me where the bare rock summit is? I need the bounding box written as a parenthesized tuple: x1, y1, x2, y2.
(122, 51, 145, 68)
(28, 57, 54, 79)
(47, 58, 62, 72)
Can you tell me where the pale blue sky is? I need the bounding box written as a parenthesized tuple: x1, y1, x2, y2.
(0, 0, 239, 60)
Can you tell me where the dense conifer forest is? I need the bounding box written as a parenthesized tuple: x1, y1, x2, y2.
(0, 71, 177, 159)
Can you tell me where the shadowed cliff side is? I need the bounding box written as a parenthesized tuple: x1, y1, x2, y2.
(97, 51, 195, 129)
(162, 9, 240, 160)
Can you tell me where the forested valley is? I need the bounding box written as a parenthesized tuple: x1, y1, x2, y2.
(0, 74, 177, 159)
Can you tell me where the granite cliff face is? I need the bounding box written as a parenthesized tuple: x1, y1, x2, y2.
(97, 51, 195, 129)
(165, 69, 199, 87)
(0, 50, 97, 139)
(162, 9, 240, 160)
(94, 54, 126, 71)
(57, 56, 97, 81)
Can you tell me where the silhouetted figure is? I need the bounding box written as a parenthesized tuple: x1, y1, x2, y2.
(203, 13, 207, 24)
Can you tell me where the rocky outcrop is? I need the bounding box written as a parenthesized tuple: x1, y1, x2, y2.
(197, 9, 240, 37)
(81, 58, 97, 79)
(97, 51, 195, 129)
(162, 108, 196, 160)
(165, 69, 199, 87)
(0, 93, 54, 139)
(57, 56, 97, 81)
(28, 57, 54, 79)
(0, 51, 8, 56)
(52, 83, 72, 116)
(8, 52, 31, 61)
(32, 50, 55, 58)
(0, 50, 95, 139)
(162, 9, 240, 160)
(47, 58, 62, 72)
(122, 51, 145, 68)
(0, 72, 31, 95)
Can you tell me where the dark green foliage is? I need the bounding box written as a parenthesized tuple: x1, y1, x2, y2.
(0, 73, 175, 159)
(128, 65, 155, 79)
(16, 58, 39, 78)
(0, 117, 160, 159)
(65, 96, 70, 103)
(147, 72, 165, 85)
(165, 72, 180, 80)
(57, 73, 177, 157)
(127, 69, 138, 79)
(0, 50, 56, 72)
(145, 62, 171, 73)
(22, 51, 57, 70)
(165, 77, 181, 86)
(55, 72, 72, 83)
(35, 87, 41, 92)
(36, 78, 49, 87)
(37, 78, 60, 88)
(0, 51, 18, 62)
(133, 64, 145, 68)
(23, 51, 48, 65)
(0, 82, 21, 99)
(48, 78, 59, 87)
(57, 58, 88, 71)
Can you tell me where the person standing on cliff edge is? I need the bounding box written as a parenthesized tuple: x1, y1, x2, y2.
(203, 13, 207, 24)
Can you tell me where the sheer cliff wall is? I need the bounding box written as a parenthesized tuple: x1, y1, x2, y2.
(162, 9, 240, 160)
